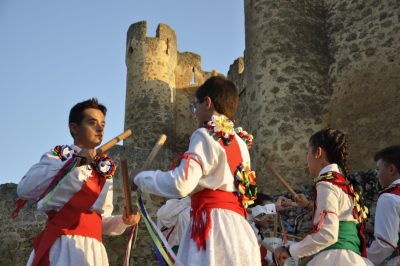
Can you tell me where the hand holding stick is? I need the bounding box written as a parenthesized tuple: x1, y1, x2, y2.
(121, 159, 137, 215)
(266, 162, 298, 197)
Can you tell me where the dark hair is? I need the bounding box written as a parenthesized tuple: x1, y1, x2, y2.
(195, 76, 239, 119)
(69, 98, 107, 136)
(309, 128, 349, 176)
(253, 193, 273, 206)
(374, 145, 400, 172)
(310, 128, 367, 214)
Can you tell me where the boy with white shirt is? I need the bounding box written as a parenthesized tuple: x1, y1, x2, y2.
(133, 76, 260, 266)
(367, 145, 400, 266)
(17, 98, 140, 266)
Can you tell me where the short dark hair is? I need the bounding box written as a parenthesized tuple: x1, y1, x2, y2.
(374, 145, 400, 172)
(195, 76, 239, 119)
(251, 193, 272, 207)
(69, 98, 107, 136)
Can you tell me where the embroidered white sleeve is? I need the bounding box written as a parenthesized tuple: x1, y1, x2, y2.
(17, 149, 66, 199)
(367, 193, 400, 265)
(132, 129, 217, 198)
(289, 182, 340, 258)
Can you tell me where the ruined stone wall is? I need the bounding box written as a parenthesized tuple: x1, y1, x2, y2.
(325, 0, 400, 170)
(238, 0, 331, 191)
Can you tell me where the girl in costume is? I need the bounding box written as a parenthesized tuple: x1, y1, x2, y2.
(133, 76, 260, 266)
(274, 128, 372, 266)
(16, 98, 140, 266)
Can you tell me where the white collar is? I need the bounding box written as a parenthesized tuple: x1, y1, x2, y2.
(318, 163, 341, 176)
(391, 179, 400, 185)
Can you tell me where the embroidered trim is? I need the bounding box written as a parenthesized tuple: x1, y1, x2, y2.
(93, 154, 116, 179)
(53, 145, 75, 161)
(234, 162, 257, 208)
(235, 127, 254, 150)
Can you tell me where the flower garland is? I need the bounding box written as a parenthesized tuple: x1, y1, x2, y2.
(93, 154, 116, 179)
(203, 115, 235, 145)
(53, 145, 75, 161)
(234, 162, 257, 208)
(235, 127, 254, 150)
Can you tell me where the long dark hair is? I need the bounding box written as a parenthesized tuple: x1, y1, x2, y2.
(309, 128, 366, 212)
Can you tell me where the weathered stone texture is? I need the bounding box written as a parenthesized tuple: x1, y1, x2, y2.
(325, 0, 400, 171)
(237, 0, 331, 191)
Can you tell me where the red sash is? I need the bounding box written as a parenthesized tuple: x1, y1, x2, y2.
(313, 172, 367, 257)
(32, 171, 106, 266)
(380, 184, 400, 196)
(190, 136, 246, 250)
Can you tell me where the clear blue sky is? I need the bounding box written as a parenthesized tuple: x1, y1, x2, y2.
(0, 0, 245, 184)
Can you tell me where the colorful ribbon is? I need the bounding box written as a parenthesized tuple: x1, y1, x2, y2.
(138, 194, 178, 266)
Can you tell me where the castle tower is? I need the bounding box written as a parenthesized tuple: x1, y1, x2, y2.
(125, 21, 178, 154)
(239, 0, 331, 188)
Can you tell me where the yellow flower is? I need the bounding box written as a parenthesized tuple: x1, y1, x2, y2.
(213, 115, 235, 137)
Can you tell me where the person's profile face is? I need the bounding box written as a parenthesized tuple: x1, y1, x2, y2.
(70, 108, 105, 149)
(376, 159, 391, 188)
(306, 144, 319, 177)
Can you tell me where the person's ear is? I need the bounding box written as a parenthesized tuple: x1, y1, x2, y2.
(204, 96, 213, 110)
(314, 147, 323, 159)
(69, 122, 78, 136)
(388, 164, 397, 176)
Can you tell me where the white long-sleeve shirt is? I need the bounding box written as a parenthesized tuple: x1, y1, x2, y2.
(289, 164, 373, 266)
(17, 145, 129, 266)
(367, 179, 400, 266)
(134, 127, 261, 266)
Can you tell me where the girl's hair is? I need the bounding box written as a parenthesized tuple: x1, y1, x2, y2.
(310, 128, 366, 215)
(309, 128, 349, 176)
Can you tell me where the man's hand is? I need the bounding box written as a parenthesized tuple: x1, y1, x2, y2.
(122, 206, 140, 226)
(76, 148, 96, 166)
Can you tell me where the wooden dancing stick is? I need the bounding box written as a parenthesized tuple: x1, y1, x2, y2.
(266, 161, 298, 197)
(121, 159, 137, 215)
(96, 129, 132, 155)
(131, 134, 168, 192)
(142, 134, 167, 169)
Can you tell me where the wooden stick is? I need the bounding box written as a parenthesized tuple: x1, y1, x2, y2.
(121, 159, 138, 215)
(96, 129, 132, 155)
(131, 134, 167, 192)
(142, 134, 167, 169)
(266, 161, 298, 197)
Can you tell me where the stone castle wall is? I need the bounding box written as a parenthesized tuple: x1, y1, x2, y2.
(1, 1, 400, 265)
(325, 0, 400, 171)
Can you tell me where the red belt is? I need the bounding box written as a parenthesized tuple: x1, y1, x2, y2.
(190, 189, 246, 250)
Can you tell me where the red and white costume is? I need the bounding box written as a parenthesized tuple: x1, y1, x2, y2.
(288, 164, 373, 266)
(367, 179, 400, 266)
(133, 116, 260, 266)
(17, 145, 129, 266)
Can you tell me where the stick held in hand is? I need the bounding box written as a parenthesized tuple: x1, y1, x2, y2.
(142, 134, 167, 169)
(121, 159, 137, 215)
(266, 161, 297, 197)
(96, 129, 132, 155)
